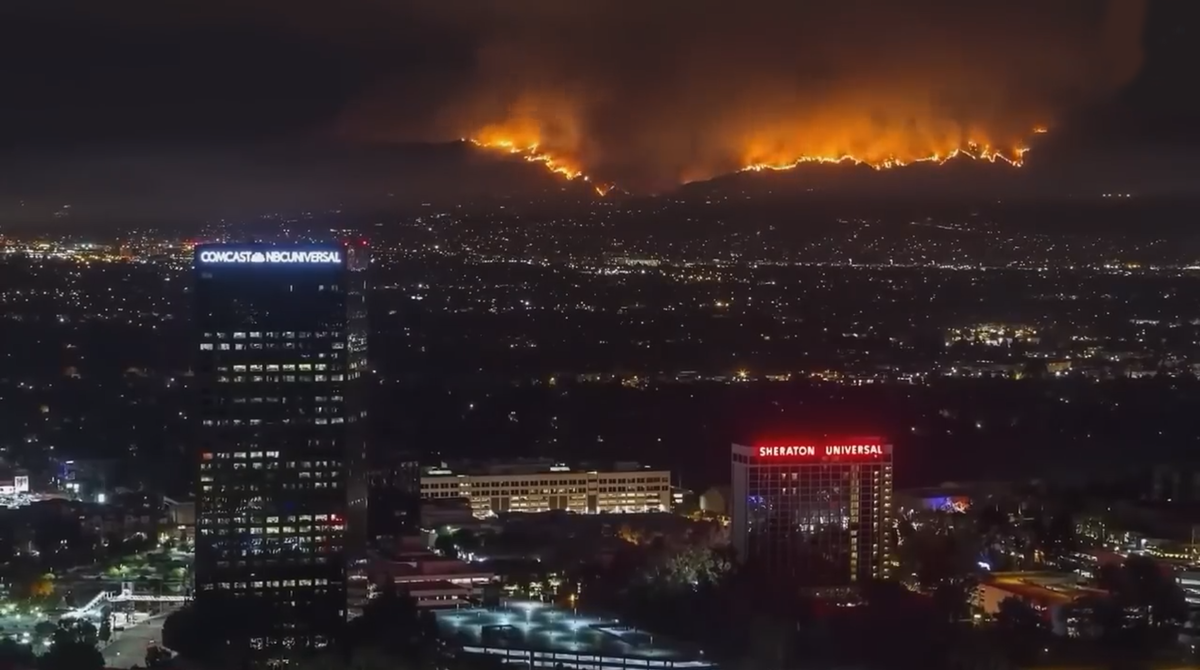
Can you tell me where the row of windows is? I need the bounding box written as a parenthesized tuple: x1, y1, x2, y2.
(201, 464, 340, 478)
(201, 529, 342, 539)
(747, 485, 890, 495)
(744, 471, 893, 481)
(424, 486, 667, 496)
(423, 476, 669, 487)
(202, 417, 348, 426)
(221, 395, 344, 404)
(201, 342, 346, 351)
(207, 543, 343, 555)
(231, 363, 337, 372)
(204, 331, 343, 339)
(208, 556, 335, 569)
(202, 482, 342, 492)
(206, 578, 333, 589)
(200, 513, 340, 523)
(426, 490, 667, 499)
(215, 374, 348, 383)
(200, 533, 343, 542)
(201, 450, 283, 459)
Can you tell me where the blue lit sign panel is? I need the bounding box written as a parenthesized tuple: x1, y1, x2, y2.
(197, 249, 342, 264)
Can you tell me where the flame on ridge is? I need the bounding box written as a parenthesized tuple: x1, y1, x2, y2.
(741, 142, 1031, 173)
(464, 138, 613, 196)
(467, 127, 1045, 194)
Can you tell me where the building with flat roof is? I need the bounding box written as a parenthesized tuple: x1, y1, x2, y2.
(420, 460, 670, 518)
(193, 242, 369, 652)
(434, 601, 716, 670)
(731, 437, 894, 590)
(974, 572, 1106, 636)
(362, 545, 495, 609)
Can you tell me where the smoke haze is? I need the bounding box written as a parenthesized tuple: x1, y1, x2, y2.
(340, 0, 1149, 189)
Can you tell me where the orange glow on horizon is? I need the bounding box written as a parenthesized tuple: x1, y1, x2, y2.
(467, 125, 1045, 193)
(465, 137, 617, 197)
(740, 142, 1030, 173)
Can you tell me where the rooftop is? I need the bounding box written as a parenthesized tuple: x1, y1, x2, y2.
(434, 601, 713, 667)
(422, 459, 666, 478)
(985, 572, 1104, 605)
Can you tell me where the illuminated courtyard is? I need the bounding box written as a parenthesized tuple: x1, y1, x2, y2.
(433, 601, 716, 670)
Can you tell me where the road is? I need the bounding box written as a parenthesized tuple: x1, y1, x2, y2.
(101, 615, 167, 669)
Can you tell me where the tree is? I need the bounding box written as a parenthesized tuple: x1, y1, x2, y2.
(454, 529, 481, 556)
(995, 596, 1043, 634)
(39, 620, 104, 670)
(433, 534, 458, 560)
(161, 605, 198, 657)
(144, 644, 172, 668)
(993, 595, 1046, 663)
(0, 638, 36, 668)
(349, 587, 440, 664)
(932, 578, 976, 623)
(1031, 511, 1077, 559)
(897, 520, 981, 590)
(33, 621, 57, 640)
(1093, 555, 1188, 648)
(29, 575, 54, 599)
(642, 545, 732, 591)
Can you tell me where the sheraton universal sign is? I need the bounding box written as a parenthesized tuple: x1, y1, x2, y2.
(756, 443, 885, 459)
(197, 249, 343, 264)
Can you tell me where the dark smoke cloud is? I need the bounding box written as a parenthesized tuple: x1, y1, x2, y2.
(340, 0, 1148, 189)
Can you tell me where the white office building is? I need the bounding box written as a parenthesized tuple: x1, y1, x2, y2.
(420, 460, 670, 518)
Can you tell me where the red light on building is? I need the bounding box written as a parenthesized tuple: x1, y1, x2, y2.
(731, 437, 895, 589)
(753, 437, 888, 463)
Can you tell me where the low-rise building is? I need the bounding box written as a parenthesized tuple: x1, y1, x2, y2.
(974, 572, 1106, 636)
(367, 546, 496, 609)
(421, 460, 670, 519)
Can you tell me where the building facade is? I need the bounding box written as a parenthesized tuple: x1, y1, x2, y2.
(731, 438, 894, 589)
(368, 450, 421, 541)
(420, 461, 670, 518)
(193, 243, 368, 651)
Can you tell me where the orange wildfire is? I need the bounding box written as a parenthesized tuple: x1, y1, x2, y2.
(464, 138, 613, 196)
(467, 127, 1044, 194)
(741, 142, 1030, 173)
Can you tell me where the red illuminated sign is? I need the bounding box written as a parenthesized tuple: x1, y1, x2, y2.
(753, 439, 889, 462)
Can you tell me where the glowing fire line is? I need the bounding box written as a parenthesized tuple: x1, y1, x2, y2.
(741, 142, 1030, 173)
(463, 139, 613, 196)
(467, 129, 1044, 194)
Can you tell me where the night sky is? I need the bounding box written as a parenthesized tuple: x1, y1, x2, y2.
(0, 0, 1197, 219)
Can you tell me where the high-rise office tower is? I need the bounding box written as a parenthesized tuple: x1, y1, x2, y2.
(193, 243, 368, 651)
(367, 450, 421, 541)
(731, 437, 893, 591)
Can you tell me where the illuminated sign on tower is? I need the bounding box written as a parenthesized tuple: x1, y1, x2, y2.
(192, 242, 368, 653)
(197, 249, 343, 264)
(731, 437, 894, 591)
(755, 442, 887, 461)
